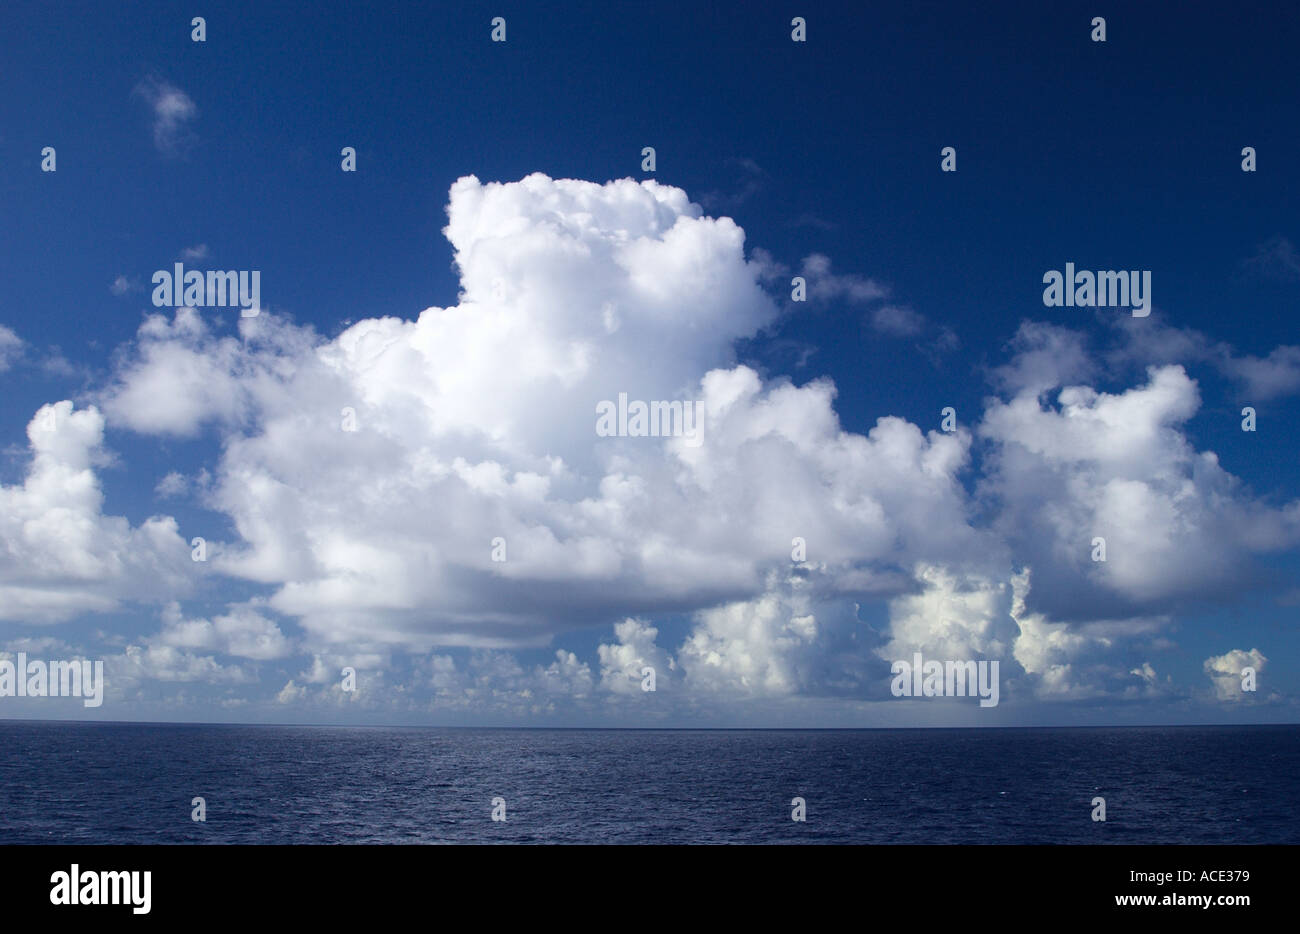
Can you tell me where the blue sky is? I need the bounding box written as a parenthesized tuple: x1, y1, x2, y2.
(0, 0, 1297, 725)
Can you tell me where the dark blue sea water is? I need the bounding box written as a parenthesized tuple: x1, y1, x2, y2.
(0, 723, 1295, 844)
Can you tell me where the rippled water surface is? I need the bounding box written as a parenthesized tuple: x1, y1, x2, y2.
(0, 723, 1295, 844)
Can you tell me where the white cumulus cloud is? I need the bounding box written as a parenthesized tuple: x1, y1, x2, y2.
(0, 402, 192, 623)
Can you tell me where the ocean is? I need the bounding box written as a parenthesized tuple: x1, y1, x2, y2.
(1, 722, 1296, 844)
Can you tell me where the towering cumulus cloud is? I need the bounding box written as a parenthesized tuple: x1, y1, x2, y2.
(99, 174, 982, 654)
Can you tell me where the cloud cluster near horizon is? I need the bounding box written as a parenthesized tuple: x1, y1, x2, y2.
(2, 173, 1296, 719)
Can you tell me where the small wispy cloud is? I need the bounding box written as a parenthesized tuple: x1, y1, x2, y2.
(1107, 313, 1300, 401)
(0, 325, 23, 371)
(790, 213, 836, 231)
(180, 244, 210, 262)
(870, 304, 926, 337)
(1241, 235, 1300, 282)
(701, 157, 767, 211)
(42, 352, 84, 379)
(155, 471, 190, 498)
(110, 275, 142, 296)
(133, 76, 198, 156)
(800, 253, 888, 303)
